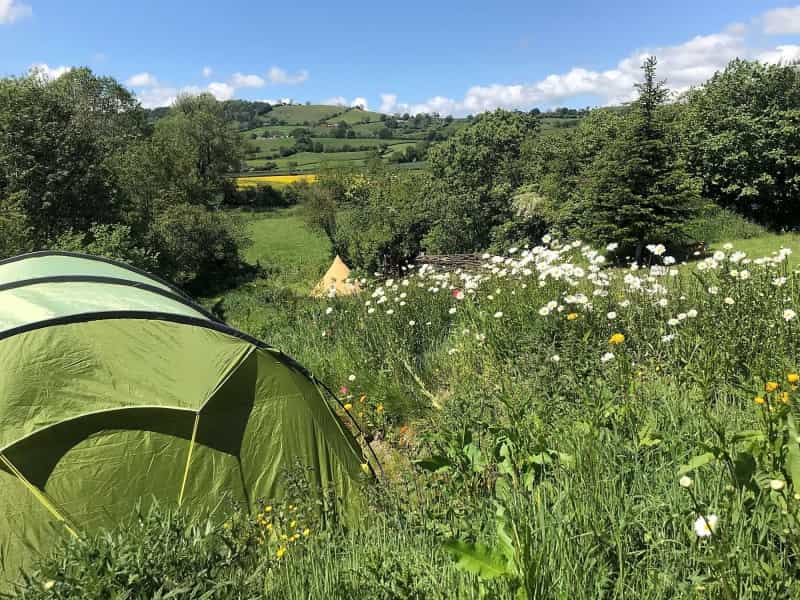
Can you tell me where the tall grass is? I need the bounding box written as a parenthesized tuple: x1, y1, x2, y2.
(18, 237, 800, 598)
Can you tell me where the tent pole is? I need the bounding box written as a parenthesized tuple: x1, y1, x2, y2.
(178, 412, 201, 506)
(0, 454, 79, 538)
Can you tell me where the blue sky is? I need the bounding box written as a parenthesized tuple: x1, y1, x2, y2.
(1, 1, 798, 113)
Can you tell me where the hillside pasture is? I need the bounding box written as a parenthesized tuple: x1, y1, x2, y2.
(261, 104, 345, 125)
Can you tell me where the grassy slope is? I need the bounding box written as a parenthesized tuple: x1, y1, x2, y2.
(324, 108, 385, 124)
(263, 104, 345, 124)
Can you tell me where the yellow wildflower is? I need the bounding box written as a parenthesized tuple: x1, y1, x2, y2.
(276, 546, 287, 559)
(303, 528, 311, 537)
(344, 403, 353, 411)
(781, 392, 791, 405)
(766, 381, 780, 393)
(608, 333, 625, 345)
(290, 520, 297, 528)
(788, 373, 800, 384)
(264, 505, 272, 513)
(566, 313, 579, 321)
(755, 396, 766, 405)
(376, 403, 384, 413)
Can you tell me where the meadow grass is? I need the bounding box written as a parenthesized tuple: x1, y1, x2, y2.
(218, 224, 800, 598)
(21, 215, 800, 598)
(239, 206, 329, 290)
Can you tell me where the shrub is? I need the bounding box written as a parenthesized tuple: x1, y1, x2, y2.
(151, 204, 247, 293)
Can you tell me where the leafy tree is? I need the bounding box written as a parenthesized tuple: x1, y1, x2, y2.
(329, 165, 432, 270)
(144, 93, 242, 207)
(682, 59, 800, 226)
(571, 57, 700, 259)
(425, 109, 539, 252)
(0, 68, 146, 242)
(522, 107, 625, 227)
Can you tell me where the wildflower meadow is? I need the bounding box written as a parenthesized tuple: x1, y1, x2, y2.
(120, 236, 797, 599)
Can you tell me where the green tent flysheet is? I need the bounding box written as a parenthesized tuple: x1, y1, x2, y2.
(0, 251, 372, 585)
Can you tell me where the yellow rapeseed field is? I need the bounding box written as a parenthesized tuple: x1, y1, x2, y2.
(235, 174, 317, 190)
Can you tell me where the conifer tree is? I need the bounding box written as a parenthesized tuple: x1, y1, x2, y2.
(573, 57, 700, 261)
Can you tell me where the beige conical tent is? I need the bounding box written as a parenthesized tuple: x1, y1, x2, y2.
(311, 256, 361, 297)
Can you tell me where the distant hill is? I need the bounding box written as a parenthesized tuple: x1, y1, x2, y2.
(146, 101, 588, 175)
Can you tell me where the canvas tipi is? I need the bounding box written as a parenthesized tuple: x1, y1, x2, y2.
(311, 255, 361, 297)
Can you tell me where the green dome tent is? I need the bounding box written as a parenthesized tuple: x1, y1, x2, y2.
(0, 252, 373, 584)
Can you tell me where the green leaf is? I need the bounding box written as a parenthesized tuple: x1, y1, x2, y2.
(731, 430, 766, 443)
(677, 452, 716, 475)
(443, 540, 510, 580)
(463, 443, 486, 472)
(787, 416, 800, 490)
(495, 510, 516, 564)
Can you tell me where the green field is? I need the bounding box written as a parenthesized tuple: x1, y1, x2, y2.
(246, 150, 377, 172)
(261, 104, 345, 125)
(240, 207, 330, 291)
(323, 108, 385, 125)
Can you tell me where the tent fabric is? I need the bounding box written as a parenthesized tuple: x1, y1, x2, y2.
(311, 255, 361, 297)
(0, 252, 179, 295)
(0, 252, 369, 587)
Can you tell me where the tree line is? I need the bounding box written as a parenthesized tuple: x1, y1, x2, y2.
(303, 57, 800, 270)
(0, 68, 247, 293)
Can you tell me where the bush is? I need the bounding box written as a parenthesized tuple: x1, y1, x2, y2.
(684, 203, 766, 244)
(151, 204, 247, 293)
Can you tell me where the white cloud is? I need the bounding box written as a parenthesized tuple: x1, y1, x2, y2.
(125, 72, 159, 88)
(202, 66, 213, 78)
(384, 9, 800, 116)
(379, 93, 398, 113)
(136, 85, 201, 109)
(322, 96, 348, 106)
(0, 0, 31, 24)
(207, 82, 235, 101)
(763, 5, 800, 35)
(759, 44, 800, 64)
(231, 72, 265, 88)
(323, 96, 369, 110)
(28, 63, 71, 80)
(268, 66, 309, 85)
